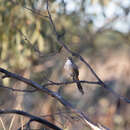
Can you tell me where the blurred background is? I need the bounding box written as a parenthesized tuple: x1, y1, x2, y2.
(0, 0, 130, 129)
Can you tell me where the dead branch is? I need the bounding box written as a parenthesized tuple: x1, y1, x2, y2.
(0, 109, 62, 130)
(0, 67, 107, 130)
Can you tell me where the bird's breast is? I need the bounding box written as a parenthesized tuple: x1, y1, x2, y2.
(64, 60, 73, 76)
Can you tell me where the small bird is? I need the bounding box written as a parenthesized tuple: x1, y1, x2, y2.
(64, 57, 84, 94)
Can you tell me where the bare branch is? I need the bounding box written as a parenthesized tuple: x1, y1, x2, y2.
(0, 109, 62, 130)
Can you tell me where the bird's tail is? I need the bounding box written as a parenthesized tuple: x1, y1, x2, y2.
(77, 81, 84, 95)
(74, 77, 84, 95)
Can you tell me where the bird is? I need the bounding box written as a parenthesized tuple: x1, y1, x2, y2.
(64, 57, 84, 94)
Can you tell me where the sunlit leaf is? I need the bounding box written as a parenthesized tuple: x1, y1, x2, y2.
(31, 30, 39, 44)
(38, 34, 45, 52)
(3, 78, 10, 86)
(1, 40, 8, 60)
(72, 36, 80, 44)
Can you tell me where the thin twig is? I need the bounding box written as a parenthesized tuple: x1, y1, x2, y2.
(0, 84, 37, 93)
(44, 79, 99, 87)
(0, 118, 6, 130)
(9, 115, 16, 130)
(24, 7, 48, 18)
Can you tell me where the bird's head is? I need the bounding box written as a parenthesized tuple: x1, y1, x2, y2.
(68, 56, 73, 61)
